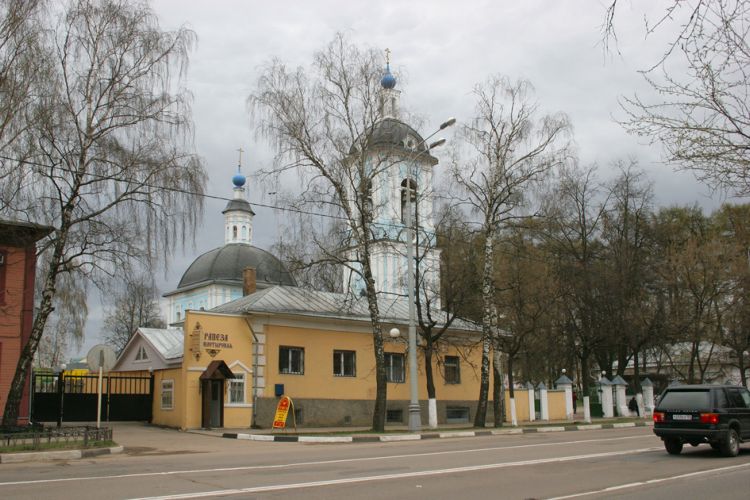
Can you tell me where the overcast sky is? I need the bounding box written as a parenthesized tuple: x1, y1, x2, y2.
(78, 0, 734, 356)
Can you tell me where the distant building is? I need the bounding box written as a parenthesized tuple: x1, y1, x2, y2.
(617, 342, 748, 393)
(0, 219, 53, 425)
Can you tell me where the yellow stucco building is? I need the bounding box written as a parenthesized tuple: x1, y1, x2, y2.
(113, 283, 485, 430)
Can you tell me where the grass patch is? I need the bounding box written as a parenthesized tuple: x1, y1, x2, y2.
(0, 440, 116, 454)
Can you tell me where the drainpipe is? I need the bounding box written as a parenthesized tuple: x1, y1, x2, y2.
(243, 316, 260, 428)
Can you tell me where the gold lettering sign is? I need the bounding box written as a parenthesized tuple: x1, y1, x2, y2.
(202, 331, 232, 358)
(190, 323, 202, 361)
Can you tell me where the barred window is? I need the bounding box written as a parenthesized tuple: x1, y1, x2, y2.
(333, 350, 356, 377)
(444, 355, 461, 384)
(385, 352, 405, 383)
(279, 346, 304, 375)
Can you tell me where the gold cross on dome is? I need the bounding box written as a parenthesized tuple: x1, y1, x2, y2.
(385, 48, 391, 65)
(237, 147, 244, 168)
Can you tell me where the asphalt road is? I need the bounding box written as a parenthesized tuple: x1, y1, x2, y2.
(1, 425, 748, 499)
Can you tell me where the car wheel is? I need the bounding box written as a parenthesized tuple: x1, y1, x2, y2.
(664, 438, 683, 455)
(720, 429, 740, 457)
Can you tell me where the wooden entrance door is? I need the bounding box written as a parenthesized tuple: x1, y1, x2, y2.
(201, 379, 224, 428)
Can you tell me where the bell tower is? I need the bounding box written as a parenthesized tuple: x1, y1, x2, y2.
(223, 148, 255, 245)
(342, 54, 442, 308)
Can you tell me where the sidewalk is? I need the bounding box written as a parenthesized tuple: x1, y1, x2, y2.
(212, 417, 654, 443)
(0, 418, 653, 463)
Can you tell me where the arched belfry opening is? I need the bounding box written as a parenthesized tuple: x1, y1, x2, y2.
(400, 178, 417, 225)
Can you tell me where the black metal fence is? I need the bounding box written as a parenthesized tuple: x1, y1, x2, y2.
(0, 425, 112, 451)
(31, 372, 153, 424)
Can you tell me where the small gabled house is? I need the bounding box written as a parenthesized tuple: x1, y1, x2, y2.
(111, 328, 184, 373)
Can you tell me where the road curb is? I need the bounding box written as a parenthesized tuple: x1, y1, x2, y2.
(0, 445, 123, 464)
(220, 421, 652, 444)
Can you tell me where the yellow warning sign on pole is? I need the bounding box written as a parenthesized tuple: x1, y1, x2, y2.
(272, 395, 294, 430)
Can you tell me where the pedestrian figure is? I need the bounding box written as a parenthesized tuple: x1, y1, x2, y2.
(572, 390, 577, 413)
(628, 396, 639, 416)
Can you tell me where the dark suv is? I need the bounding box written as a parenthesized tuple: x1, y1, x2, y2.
(653, 384, 750, 457)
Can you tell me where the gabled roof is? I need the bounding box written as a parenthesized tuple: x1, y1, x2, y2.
(200, 360, 235, 380)
(211, 285, 480, 333)
(112, 327, 184, 371)
(138, 328, 184, 360)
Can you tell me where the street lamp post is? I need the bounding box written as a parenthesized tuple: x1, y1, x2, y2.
(405, 117, 455, 433)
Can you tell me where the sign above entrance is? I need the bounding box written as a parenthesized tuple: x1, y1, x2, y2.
(202, 331, 233, 358)
(189, 322, 234, 359)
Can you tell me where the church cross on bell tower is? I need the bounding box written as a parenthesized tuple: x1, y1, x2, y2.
(223, 147, 255, 245)
(380, 48, 400, 119)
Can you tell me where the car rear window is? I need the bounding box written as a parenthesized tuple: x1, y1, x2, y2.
(658, 390, 711, 410)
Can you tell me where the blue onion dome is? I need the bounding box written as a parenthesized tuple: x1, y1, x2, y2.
(232, 170, 246, 187)
(381, 63, 396, 89)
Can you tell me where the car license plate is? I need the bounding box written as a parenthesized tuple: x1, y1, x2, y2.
(672, 414, 692, 420)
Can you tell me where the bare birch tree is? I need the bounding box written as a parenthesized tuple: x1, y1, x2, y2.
(604, 0, 750, 195)
(102, 275, 165, 354)
(250, 34, 409, 431)
(452, 76, 570, 427)
(0, 0, 206, 425)
(0, 0, 48, 212)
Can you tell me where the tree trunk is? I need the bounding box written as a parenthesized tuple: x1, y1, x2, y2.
(492, 348, 504, 427)
(361, 246, 387, 432)
(580, 347, 591, 394)
(632, 350, 641, 392)
(507, 356, 515, 398)
(473, 232, 495, 428)
(424, 343, 436, 399)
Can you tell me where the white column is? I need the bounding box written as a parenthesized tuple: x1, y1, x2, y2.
(602, 385, 614, 418)
(528, 386, 536, 422)
(615, 385, 628, 417)
(635, 393, 645, 418)
(540, 387, 549, 421)
(509, 398, 518, 426)
(642, 385, 654, 415)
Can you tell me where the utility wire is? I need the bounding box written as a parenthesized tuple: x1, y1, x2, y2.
(0, 153, 489, 229)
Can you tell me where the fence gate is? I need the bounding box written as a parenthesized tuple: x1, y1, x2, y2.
(31, 372, 153, 424)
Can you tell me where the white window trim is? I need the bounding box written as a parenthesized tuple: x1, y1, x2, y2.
(226, 372, 247, 407)
(161, 379, 174, 410)
(134, 345, 149, 364)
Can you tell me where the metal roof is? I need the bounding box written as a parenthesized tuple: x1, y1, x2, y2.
(222, 198, 255, 215)
(172, 243, 297, 291)
(611, 375, 628, 385)
(139, 328, 184, 360)
(211, 285, 480, 333)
